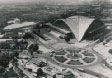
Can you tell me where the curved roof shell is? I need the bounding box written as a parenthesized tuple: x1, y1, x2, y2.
(54, 16, 95, 41)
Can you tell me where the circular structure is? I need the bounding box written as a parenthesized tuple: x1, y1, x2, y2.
(54, 49, 98, 67)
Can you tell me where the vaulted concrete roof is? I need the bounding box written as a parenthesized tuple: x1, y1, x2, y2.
(54, 16, 95, 41)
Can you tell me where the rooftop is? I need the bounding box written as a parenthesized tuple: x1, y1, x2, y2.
(4, 22, 36, 30)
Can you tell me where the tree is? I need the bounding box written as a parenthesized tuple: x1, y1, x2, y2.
(28, 44, 34, 55)
(38, 62, 47, 67)
(0, 66, 5, 73)
(28, 44, 39, 55)
(13, 39, 20, 49)
(53, 74, 57, 78)
(36, 68, 44, 76)
(64, 35, 70, 42)
(22, 32, 34, 39)
(0, 51, 15, 68)
(19, 40, 28, 50)
(14, 52, 19, 58)
(32, 44, 39, 52)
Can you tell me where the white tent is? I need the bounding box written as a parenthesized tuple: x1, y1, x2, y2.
(54, 16, 95, 41)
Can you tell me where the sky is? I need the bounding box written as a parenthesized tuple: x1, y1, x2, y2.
(0, 0, 93, 4)
(0, 0, 111, 5)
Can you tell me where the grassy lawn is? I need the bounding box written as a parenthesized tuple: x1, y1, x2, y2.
(83, 57, 95, 63)
(55, 56, 67, 63)
(55, 50, 66, 55)
(67, 49, 81, 53)
(67, 60, 83, 65)
(82, 51, 94, 56)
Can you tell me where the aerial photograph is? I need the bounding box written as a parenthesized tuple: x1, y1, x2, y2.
(0, 0, 112, 78)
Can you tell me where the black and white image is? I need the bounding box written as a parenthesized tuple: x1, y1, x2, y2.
(0, 0, 112, 78)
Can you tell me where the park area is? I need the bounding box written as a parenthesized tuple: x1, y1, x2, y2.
(53, 48, 97, 66)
